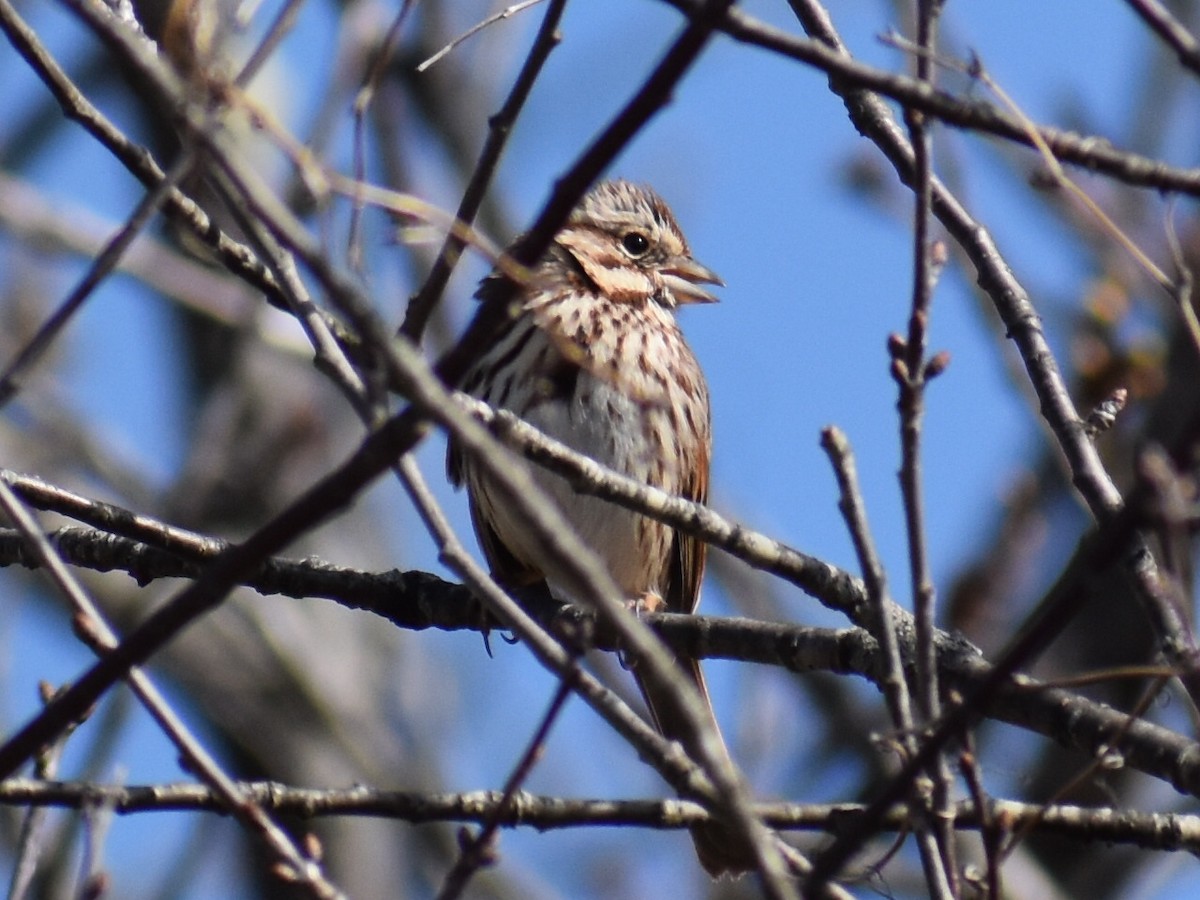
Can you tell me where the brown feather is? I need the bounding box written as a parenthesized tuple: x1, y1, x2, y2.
(668, 435, 709, 614)
(637, 439, 755, 876)
(467, 491, 543, 588)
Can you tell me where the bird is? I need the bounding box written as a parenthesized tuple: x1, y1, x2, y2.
(447, 179, 751, 876)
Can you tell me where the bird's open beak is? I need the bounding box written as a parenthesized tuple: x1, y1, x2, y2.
(663, 256, 723, 305)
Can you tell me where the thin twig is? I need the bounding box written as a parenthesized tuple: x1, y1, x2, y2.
(402, 0, 568, 340)
(234, 0, 303, 88)
(899, 0, 943, 732)
(348, 0, 418, 273)
(435, 678, 575, 900)
(219, 86, 531, 285)
(998, 676, 1170, 862)
(417, 0, 548, 72)
(7, 685, 71, 900)
(0, 151, 195, 409)
(1163, 197, 1200, 361)
(0, 172, 264, 334)
(958, 734, 1003, 900)
(960, 46, 1177, 298)
(819, 428, 916, 745)
(821, 427, 951, 895)
(897, 2, 956, 892)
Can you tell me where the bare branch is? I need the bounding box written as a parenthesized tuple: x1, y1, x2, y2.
(3, 780, 1198, 854)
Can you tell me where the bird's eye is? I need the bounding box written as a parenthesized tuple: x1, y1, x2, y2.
(622, 232, 650, 257)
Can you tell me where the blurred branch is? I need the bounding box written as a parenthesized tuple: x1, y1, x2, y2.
(7, 686, 70, 900)
(0, 172, 264, 333)
(1123, 0, 1200, 77)
(434, 677, 574, 899)
(346, 0, 418, 275)
(0, 153, 195, 409)
(0, 0, 286, 307)
(416, 0, 548, 73)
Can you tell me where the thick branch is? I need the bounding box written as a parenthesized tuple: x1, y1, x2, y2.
(2, 779, 1197, 853)
(4, 518, 1200, 805)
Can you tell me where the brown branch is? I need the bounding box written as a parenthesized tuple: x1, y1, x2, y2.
(898, 3, 956, 890)
(2, 779, 1198, 853)
(820, 428, 916, 742)
(657, 0, 1200, 197)
(0, 152, 195, 409)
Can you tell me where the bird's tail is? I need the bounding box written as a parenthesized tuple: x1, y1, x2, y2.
(634, 657, 757, 877)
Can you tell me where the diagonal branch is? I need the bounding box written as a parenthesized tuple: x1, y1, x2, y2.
(658, 0, 1200, 197)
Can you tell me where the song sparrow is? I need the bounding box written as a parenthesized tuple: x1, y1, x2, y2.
(447, 180, 751, 876)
